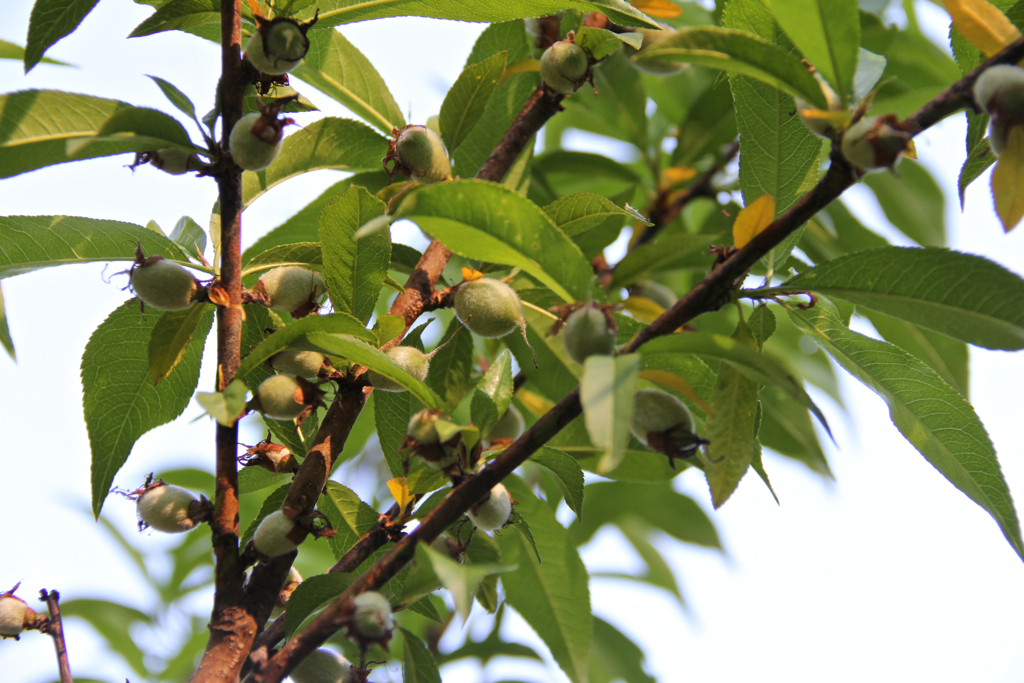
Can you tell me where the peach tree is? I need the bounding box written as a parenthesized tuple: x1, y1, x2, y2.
(2, 0, 1024, 681)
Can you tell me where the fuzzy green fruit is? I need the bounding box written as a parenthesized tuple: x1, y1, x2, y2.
(131, 257, 197, 311)
(271, 348, 325, 378)
(563, 305, 616, 364)
(407, 409, 440, 444)
(270, 566, 302, 619)
(468, 482, 512, 532)
(630, 388, 695, 446)
(290, 649, 354, 683)
(245, 19, 309, 75)
(633, 281, 677, 310)
(367, 346, 430, 392)
(841, 115, 909, 172)
(257, 266, 327, 313)
(0, 596, 34, 637)
(255, 375, 306, 420)
(624, 27, 684, 76)
(149, 147, 201, 175)
(137, 484, 199, 533)
(487, 406, 524, 443)
(540, 40, 589, 94)
(352, 591, 393, 641)
(973, 65, 1024, 156)
(396, 125, 450, 185)
(254, 510, 300, 557)
(406, 410, 459, 469)
(454, 278, 524, 339)
(229, 112, 283, 171)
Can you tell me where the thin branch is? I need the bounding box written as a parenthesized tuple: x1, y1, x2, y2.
(39, 590, 73, 683)
(251, 35, 1024, 683)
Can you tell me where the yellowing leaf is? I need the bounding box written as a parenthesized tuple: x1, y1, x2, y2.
(944, 0, 1021, 56)
(517, 389, 555, 417)
(638, 369, 715, 418)
(623, 295, 666, 323)
(633, 0, 684, 19)
(732, 194, 776, 248)
(991, 127, 1024, 232)
(387, 477, 415, 513)
(662, 166, 697, 188)
(461, 267, 484, 281)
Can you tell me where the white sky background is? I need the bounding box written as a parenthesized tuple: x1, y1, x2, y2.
(0, 1, 1023, 682)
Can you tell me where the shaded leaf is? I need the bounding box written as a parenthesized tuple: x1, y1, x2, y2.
(771, 0, 860, 104)
(470, 350, 515, 437)
(580, 354, 642, 474)
(24, 0, 99, 72)
(426, 317, 476, 411)
(169, 216, 207, 259)
(317, 481, 380, 560)
(148, 303, 214, 384)
(441, 51, 508, 153)
(67, 106, 202, 158)
(589, 616, 657, 683)
(531, 446, 585, 519)
(0, 284, 14, 360)
(285, 573, 355, 638)
(401, 627, 442, 683)
(863, 159, 946, 246)
(544, 192, 651, 237)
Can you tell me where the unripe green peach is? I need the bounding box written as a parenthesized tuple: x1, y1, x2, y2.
(351, 591, 393, 641)
(0, 595, 35, 637)
(486, 406, 524, 443)
(137, 483, 200, 533)
(255, 375, 307, 420)
(630, 388, 695, 447)
(563, 305, 616, 364)
(270, 566, 303, 619)
(431, 533, 463, 563)
(290, 648, 354, 683)
(366, 346, 430, 392)
(842, 115, 911, 173)
(130, 257, 198, 311)
(271, 348, 325, 378)
(468, 482, 512, 532)
(245, 19, 309, 75)
(254, 510, 301, 557)
(633, 281, 677, 310)
(396, 125, 450, 185)
(973, 65, 1024, 156)
(149, 147, 202, 175)
(454, 278, 524, 339)
(257, 266, 328, 313)
(407, 409, 441, 444)
(540, 40, 589, 94)
(624, 27, 685, 76)
(406, 410, 459, 469)
(229, 112, 284, 171)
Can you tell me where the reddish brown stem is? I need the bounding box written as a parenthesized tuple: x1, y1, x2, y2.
(39, 590, 73, 683)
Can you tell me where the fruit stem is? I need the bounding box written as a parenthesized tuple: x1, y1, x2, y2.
(39, 590, 73, 683)
(521, 299, 559, 320)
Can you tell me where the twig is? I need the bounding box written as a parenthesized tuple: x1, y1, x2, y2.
(250, 34, 1024, 683)
(39, 590, 73, 683)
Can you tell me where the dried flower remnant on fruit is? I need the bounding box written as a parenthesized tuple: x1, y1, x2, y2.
(841, 114, 913, 173)
(630, 388, 707, 467)
(290, 648, 354, 683)
(382, 124, 451, 185)
(228, 99, 296, 171)
(253, 374, 324, 422)
(127, 245, 198, 311)
(349, 591, 394, 644)
(561, 303, 618, 364)
(0, 585, 38, 638)
(540, 34, 591, 94)
(240, 436, 299, 473)
(254, 509, 305, 557)
(253, 265, 327, 315)
(973, 64, 1024, 157)
(245, 13, 317, 76)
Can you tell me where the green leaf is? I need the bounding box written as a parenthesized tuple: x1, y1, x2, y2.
(703, 321, 761, 508)
(319, 188, 391, 324)
(0, 284, 15, 360)
(306, 332, 444, 409)
(470, 350, 515, 438)
(395, 180, 593, 302)
(638, 332, 831, 436)
(570, 481, 720, 548)
(241, 117, 388, 209)
(564, 51, 648, 149)
(580, 354, 642, 474)
(776, 247, 1024, 350)
(83, 301, 213, 516)
(238, 466, 289, 495)
(758, 384, 831, 477)
(375, 383, 424, 479)
(959, 112, 996, 209)
(498, 476, 592, 683)
(577, 26, 642, 60)
(440, 51, 508, 154)
(284, 573, 355, 638)
(747, 304, 776, 348)
(426, 317, 476, 411)
(60, 598, 151, 676)
(418, 543, 514, 620)
(590, 616, 657, 683)
(291, 28, 405, 135)
(317, 481, 380, 560)
(24, 0, 99, 72)
(770, 0, 860, 105)
(240, 482, 289, 547)
(240, 243, 323, 281)
(544, 193, 651, 237)
(531, 447, 585, 519)
(608, 231, 720, 288)
(66, 106, 202, 159)
(0, 39, 70, 65)
(401, 627, 442, 683)
(863, 159, 945, 246)
(169, 216, 207, 260)
(235, 313, 376, 382)
(194, 379, 248, 427)
(613, 518, 685, 604)
(148, 303, 214, 384)
(129, 0, 222, 38)
(313, 0, 661, 29)
(0, 215, 193, 278)
(148, 75, 200, 125)
(788, 299, 1024, 562)
(371, 315, 405, 347)
(634, 26, 828, 106)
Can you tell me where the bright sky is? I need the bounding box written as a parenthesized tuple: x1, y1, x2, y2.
(0, 1, 1022, 682)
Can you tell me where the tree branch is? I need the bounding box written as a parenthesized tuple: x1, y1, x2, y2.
(39, 590, 73, 683)
(251, 35, 1024, 683)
